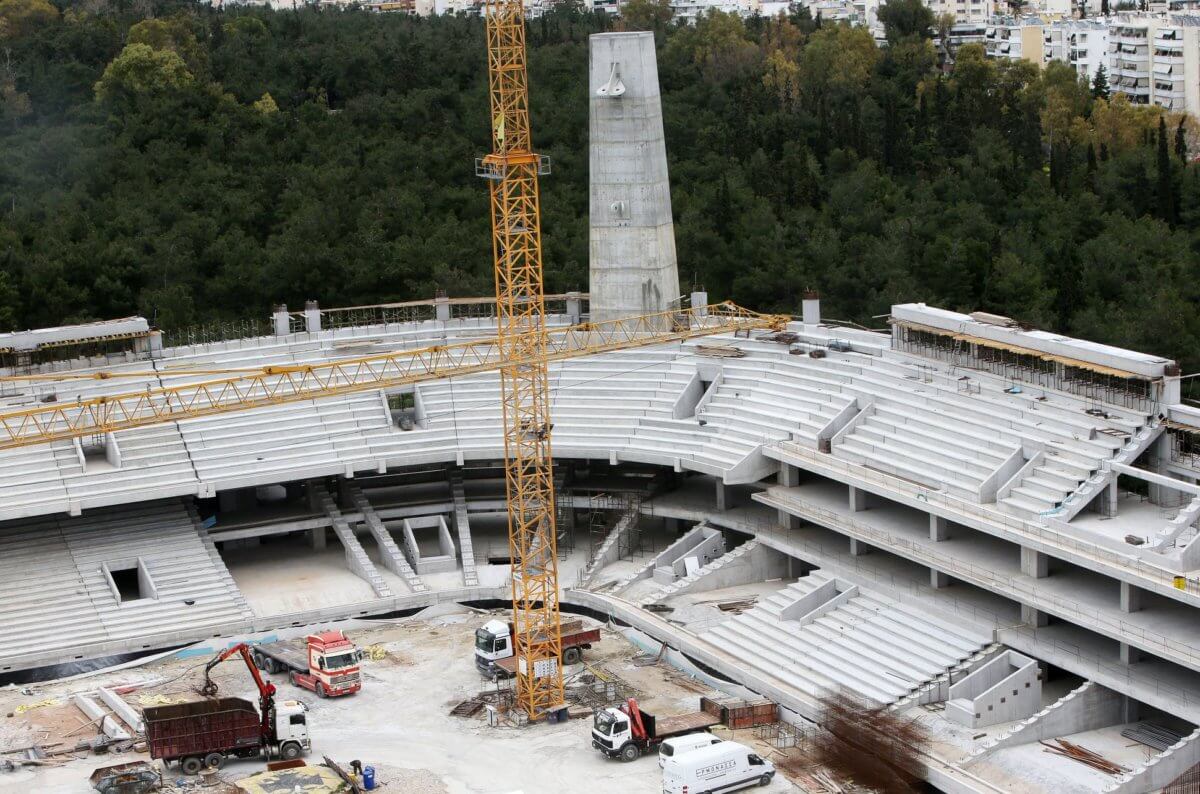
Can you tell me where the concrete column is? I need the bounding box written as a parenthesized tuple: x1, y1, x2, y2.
(664, 517, 682, 534)
(777, 509, 802, 530)
(1120, 643, 1143, 665)
(715, 481, 734, 512)
(1120, 582, 1143, 613)
(435, 293, 451, 323)
(311, 526, 327, 550)
(303, 300, 321, 333)
(691, 290, 708, 316)
(1021, 547, 1049, 579)
(1021, 604, 1049, 627)
(588, 32, 680, 326)
(272, 304, 290, 337)
(849, 486, 868, 512)
(1122, 696, 1141, 722)
(850, 539, 871, 556)
(1097, 479, 1118, 517)
(1149, 433, 1172, 505)
(779, 463, 800, 488)
(930, 568, 949, 589)
(929, 514, 950, 542)
(801, 291, 820, 326)
(566, 291, 582, 325)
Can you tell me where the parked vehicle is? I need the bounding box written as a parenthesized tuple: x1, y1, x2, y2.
(659, 734, 724, 768)
(89, 761, 162, 794)
(474, 618, 600, 678)
(661, 741, 775, 793)
(249, 630, 362, 697)
(592, 697, 720, 762)
(142, 696, 310, 775)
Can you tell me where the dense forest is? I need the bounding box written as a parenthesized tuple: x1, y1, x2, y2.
(1, 0, 1199, 371)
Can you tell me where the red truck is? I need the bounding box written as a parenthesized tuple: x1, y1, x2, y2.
(142, 697, 310, 775)
(474, 618, 601, 678)
(248, 630, 362, 698)
(591, 698, 720, 762)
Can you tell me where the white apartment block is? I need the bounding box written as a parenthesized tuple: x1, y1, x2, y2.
(930, 0, 995, 25)
(1044, 19, 1111, 80)
(1151, 15, 1200, 112)
(1111, 13, 1161, 104)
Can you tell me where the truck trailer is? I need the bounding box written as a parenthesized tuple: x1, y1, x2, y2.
(474, 618, 601, 679)
(249, 630, 362, 697)
(592, 698, 720, 762)
(142, 696, 310, 775)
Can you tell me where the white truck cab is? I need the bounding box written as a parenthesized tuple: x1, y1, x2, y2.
(271, 700, 313, 757)
(661, 741, 775, 793)
(474, 619, 513, 675)
(592, 706, 632, 755)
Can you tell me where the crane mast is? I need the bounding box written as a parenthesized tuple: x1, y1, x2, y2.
(480, 0, 563, 718)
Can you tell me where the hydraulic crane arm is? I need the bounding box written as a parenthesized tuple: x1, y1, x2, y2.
(202, 643, 277, 739)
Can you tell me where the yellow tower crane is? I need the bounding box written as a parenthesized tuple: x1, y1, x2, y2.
(478, 0, 563, 719)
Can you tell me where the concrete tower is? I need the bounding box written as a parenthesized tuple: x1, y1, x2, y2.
(588, 32, 681, 325)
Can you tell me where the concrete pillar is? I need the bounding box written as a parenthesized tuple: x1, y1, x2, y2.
(589, 32, 680, 326)
(691, 290, 708, 316)
(1021, 605, 1049, 627)
(1122, 696, 1141, 722)
(1021, 547, 1049, 579)
(566, 291, 582, 325)
(930, 568, 949, 589)
(716, 481, 734, 512)
(1149, 433, 1172, 505)
(311, 526, 327, 550)
(850, 539, 870, 556)
(779, 464, 800, 488)
(664, 517, 682, 534)
(1097, 479, 1118, 517)
(435, 293, 451, 323)
(801, 291, 820, 326)
(849, 485, 868, 512)
(303, 300, 321, 333)
(778, 509, 802, 530)
(272, 304, 290, 337)
(929, 514, 950, 542)
(1120, 582, 1143, 613)
(1120, 643, 1143, 665)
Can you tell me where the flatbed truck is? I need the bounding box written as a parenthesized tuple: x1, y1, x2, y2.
(592, 698, 720, 762)
(249, 629, 362, 697)
(475, 618, 601, 679)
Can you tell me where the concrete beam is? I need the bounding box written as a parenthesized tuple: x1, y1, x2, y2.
(73, 695, 131, 742)
(97, 687, 144, 734)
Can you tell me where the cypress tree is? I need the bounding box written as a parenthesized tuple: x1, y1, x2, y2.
(1176, 118, 1188, 163)
(1158, 116, 1176, 225)
(1091, 64, 1110, 100)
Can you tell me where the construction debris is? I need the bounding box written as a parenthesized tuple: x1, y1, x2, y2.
(73, 695, 132, 741)
(812, 691, 928, 794)
(1040, 738, 1128, 774)
(696, 344, 745, 358)
(89, 760, 162, 794)
(449, 697, 486, 718)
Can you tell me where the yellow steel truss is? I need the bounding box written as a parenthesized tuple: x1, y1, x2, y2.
(0, 303, 785, 451)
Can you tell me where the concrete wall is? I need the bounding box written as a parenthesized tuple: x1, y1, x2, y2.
(401, 515, 458, 574)
(652, 524, 725, 584)
(588, 32, 680, 325)
(946, 650, 1040, 729)
(972, 681, 1124, 757)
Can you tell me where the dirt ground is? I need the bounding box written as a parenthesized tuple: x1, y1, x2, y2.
(0, 608, 804, 793)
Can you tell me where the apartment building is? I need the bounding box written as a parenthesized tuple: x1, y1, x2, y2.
(986, 16, 1047, 64)
(1044, 19, 1111, 80)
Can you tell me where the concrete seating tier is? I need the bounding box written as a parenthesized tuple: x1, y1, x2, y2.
(0, 499, 248, 667)
(700, 573, 989, 705)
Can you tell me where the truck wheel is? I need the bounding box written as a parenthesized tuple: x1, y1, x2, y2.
(280, 742, 302, 761)
(563, 647, 581, 665)
(759, 774, 772, 786)
(316, 681, 327, 698)
(619, 743, 639, 763)
(180, 757, 204, 775)
(204, 752, 224, 770)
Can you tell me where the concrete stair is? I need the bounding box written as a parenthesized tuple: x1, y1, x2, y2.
(343, 482, 426, 593)
(641, 539, 761, 606)
(450, 473, 479, 587)
(313, 485, 393, 598)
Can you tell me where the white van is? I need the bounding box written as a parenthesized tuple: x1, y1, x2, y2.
(658, 733, 724, 768)
(661, 741, 776, 793)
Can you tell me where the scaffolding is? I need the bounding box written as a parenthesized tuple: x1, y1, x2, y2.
(892, 323, 1158, 410)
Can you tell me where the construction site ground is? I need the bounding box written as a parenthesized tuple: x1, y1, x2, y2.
(1, 605, 802, 793)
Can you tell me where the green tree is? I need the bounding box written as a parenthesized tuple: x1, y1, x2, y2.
(1175, 118, 1188, 163)
(877, 0, 935, 43)
(620, 0, 672, 30)
(1091, 63, 1110, 100)
(1157, 116, 1176, 225)
(93, 43, 194, 104)
(0, 0, 57, 39)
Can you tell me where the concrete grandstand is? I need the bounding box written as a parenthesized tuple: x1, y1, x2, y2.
(3, 293, 1200, 792)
